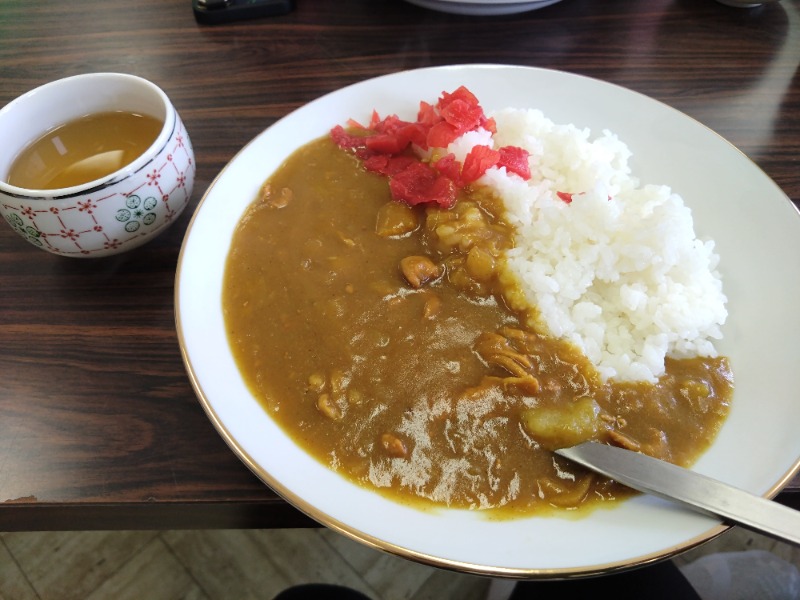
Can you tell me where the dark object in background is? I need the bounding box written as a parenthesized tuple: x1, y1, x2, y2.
(192, 0, 294, 24)
(272, 584, 372, 600)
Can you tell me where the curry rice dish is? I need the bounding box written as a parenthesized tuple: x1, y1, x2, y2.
(222, 88, 733, 516)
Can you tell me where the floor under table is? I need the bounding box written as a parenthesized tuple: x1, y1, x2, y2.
(0, 526, 797, 599)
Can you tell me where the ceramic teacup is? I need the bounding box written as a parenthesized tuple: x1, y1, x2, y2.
(0, 72, 195, 257)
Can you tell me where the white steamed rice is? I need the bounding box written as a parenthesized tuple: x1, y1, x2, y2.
(445, 108, 727, 383)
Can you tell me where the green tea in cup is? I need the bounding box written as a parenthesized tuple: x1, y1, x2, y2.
(7, 110, 163, 190)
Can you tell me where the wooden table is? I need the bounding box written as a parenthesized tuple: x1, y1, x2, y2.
(1, 0, 799, 532)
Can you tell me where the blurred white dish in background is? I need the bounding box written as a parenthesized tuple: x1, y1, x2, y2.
(403, 0, 563, 16)
(716, 0, 781, 6)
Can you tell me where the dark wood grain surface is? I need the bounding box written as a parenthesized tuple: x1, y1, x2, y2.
(1, 0, 799, 531)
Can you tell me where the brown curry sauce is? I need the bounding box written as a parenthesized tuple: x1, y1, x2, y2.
(222, 136, 733, 516)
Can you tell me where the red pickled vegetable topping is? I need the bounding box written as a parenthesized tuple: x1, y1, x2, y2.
(498, 146, 531, 180)
(389, 162, 457, 209)
(557, 191, 574, 204)
(435, 87, 497, 134)
(330, 86, 531, 208)
(364, 154, 419, 177)
(438, 99, 482, 137)
(556, 191, 613, 204)
(416, 101, 439, 127)
(461, 145, 501, 183)
(330, 125, 366, 152)
(431, 153, 463, 185)
(426, 120, 460, 149)
(437, 86, 480, 111)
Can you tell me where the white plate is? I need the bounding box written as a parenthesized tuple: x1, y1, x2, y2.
(176, 64, 800, 577)
(403, 0, 562, 15)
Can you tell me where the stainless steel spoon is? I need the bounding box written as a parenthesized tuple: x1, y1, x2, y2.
(557, 441, 800, 547)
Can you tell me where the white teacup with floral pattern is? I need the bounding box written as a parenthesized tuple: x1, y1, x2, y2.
(0, 72, 195, 257)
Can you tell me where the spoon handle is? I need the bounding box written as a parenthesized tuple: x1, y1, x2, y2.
(557, 442, 800, 547)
